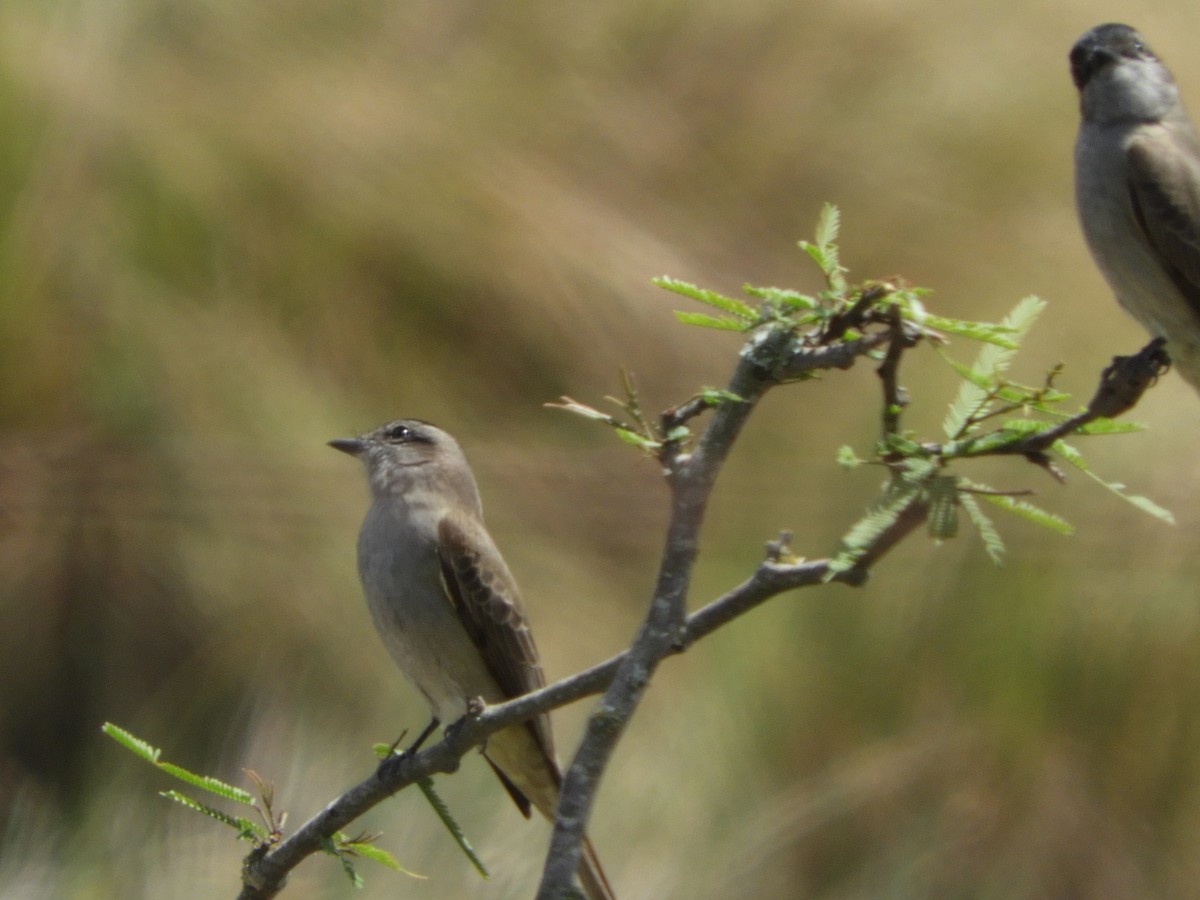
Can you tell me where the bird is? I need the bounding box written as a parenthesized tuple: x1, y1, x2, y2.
(1071, 22, 1200, 394)
(329, 419, 614, 900)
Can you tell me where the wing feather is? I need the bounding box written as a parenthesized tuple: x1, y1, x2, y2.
(1126, 126, 1200, 311)
(437, 514, 556, 764)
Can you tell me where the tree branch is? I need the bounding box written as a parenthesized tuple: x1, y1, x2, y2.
(236, 551, 872, 899)
(535, 309, 926, 897)
(237, 324, 1166, 898)
(1010, 336, 1169, 455)
(534, 324, 787, 897)
(535, 326, 1167, 896)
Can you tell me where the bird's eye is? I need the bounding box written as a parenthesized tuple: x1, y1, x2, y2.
(385, 424, 412, 441)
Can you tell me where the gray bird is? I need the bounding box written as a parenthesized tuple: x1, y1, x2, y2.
(330, 419, 614, 900)
(1072, 22, 1200, 393)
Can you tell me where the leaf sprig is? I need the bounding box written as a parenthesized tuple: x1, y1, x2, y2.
(556, 205, 1172, 569)
(102, 723, 415, 888)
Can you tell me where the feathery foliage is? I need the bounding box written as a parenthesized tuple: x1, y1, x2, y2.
(102, 722, 416, 888)
(559, 207, 1171, 569)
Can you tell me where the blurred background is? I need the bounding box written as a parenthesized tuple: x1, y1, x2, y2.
(4, 1, 1200, 897)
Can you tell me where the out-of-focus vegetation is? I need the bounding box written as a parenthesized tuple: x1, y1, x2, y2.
(5, 2, 1200, 897)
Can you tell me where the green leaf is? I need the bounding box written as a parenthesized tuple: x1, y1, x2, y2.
(904, 312, 1021, 348)
(336, 834, 426, 880)
(836, 445, 863, 468)
(798, 203, 847, 292)
(653, 276, 757, 320)
(102, 723, 161, 764)
(418, 777, 489, 879)
(549, 387, 667, 456)
(948, 430, 1027, 457)
(939, 353, 997, 391)
(897, 456, 939, 483)
(614, 428, 660, 451)
(341, 841, 405, 873)
(997, 418, 1047, 434)
(323, 837, 366, 888)
(160, 791, 265, 840)
(1122, 493, 1176, 524)
(1050, 438, 1086, 469)
(340, 860, 364, 888)
(104, 722, 254, 804)
(545, 396, 623, 426)
(1074, 417, 1146, 435)
(663, 426, 691, 442)
(940, 297, 1046, 439)
(927, 474, 959, 540)
(673, 311, 751, 331)
(978, 493, 1075, 535)
(814, 201, 841, 249)
(998, 295, 1047, 339)
(698, 388, 746, 406)
(801, 245, 844, 292)
(957, 475, 1073, 537)
(881, 433, 922, 456)
(828, 478, 922, 576)
(958, 491, 1005, 563)
(742, 285, 819, 310)
(155, 763, 255, 804)
(1051, 441, 1175, 523)
(941, 360, 992, 440)
(988, 383, 1071, 409)
(321, 832, 428, 886)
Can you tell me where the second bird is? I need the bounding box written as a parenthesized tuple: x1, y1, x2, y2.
(1072, 22, 1200, 394)
(330, 419, 614, 900)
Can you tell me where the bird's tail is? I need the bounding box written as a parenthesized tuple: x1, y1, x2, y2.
(578, 834, 616, 900)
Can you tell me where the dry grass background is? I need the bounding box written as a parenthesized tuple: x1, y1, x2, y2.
(6, 1, 1200, 897)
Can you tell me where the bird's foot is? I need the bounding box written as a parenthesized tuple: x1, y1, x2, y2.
(376, 718, 440, 780)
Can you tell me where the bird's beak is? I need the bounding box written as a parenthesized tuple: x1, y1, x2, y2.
(1070, 40, 1118, 89)
(328, 437, 365, 457)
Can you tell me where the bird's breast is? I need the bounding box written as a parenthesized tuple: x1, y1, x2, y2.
(354, 501, 502, 722)
(1075, 123, 1200, 342)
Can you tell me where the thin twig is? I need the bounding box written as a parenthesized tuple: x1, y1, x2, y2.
(878, 304, 915, 438)
(986, 337, 1169, 461)
(534, 324, 790, 898)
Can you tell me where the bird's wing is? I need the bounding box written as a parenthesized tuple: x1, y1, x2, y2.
(437, 514, 556, 761)
(1126, 125, 1200, 310)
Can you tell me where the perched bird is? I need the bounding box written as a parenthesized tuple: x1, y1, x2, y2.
(1071, 22, 1200, 393)
(330, 419, 613, 900)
